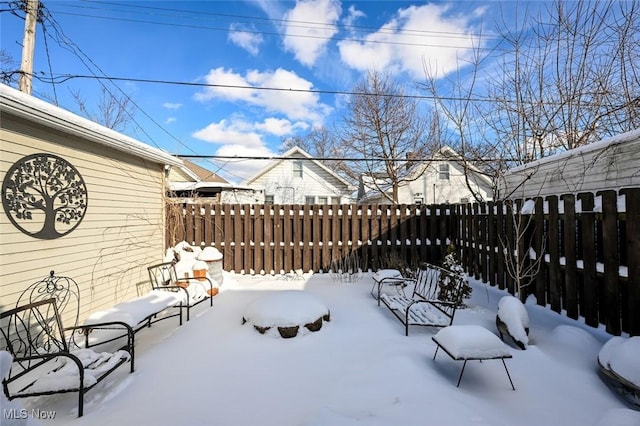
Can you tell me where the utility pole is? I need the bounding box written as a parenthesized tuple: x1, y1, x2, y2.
(18, 0, 40, 95)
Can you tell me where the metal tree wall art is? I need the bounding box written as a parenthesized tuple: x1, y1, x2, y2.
(2, 153, 88, 239)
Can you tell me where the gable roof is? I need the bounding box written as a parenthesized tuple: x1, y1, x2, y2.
(181, 159, 229, 183)
(243, 145, 354, 189)
(0, 84, 182, 167)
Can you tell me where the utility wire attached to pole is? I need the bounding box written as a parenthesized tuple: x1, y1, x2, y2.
(18, 0, 40, 94)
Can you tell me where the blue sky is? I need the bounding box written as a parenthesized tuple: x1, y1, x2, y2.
(0, 1, 525, 182)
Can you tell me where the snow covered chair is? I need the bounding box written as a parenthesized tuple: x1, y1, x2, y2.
(147, 261, 215, 321)
(0, 299, 133, 417)
(373, 263, 467, 336)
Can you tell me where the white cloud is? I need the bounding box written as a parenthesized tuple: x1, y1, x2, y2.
(192, 116, 308, 149)
(194, 67, 331, 125)
(228, 23, 264, 55)
(282, 0, 341, 67)
(343, 5, 366, 28)
(163, 102, 182, 110)
(166, 117, 176, 124)
(213, 144, 274, 182)
(256, 117, 309, 136)
(192, 119, 265, 148)
(337, 4, 484, 79)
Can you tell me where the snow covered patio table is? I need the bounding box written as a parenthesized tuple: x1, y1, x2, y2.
(242, 290, 331, 338)
(432, 325, 515, 390)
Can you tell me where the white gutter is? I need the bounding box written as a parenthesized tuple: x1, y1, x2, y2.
(0, 84, 183, 168)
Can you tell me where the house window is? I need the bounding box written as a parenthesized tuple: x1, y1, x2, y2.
(460, 197, 469, 204)
(293, 160, 303, 178)
(265, 194, 274, 205)
(438, 164, 450, 180)
(305, 196, 315, 204)
(317, 196, 328, 205)
(414, 192, 423, 205)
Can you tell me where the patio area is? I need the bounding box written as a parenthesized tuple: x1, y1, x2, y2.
(9, 272, 639, 426)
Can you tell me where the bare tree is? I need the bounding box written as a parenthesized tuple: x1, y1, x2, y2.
(0, 49, 19, 85)
(423, 1, 640, 201)
(280, 126, 349, 177)
(70, 86, 135, 132)
(500, 199, 545, 300)
(339, 70, 431, 204)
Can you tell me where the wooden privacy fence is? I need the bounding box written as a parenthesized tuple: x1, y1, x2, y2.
(455, 188, 639, 336)
(166, 203, 456, 274)
(166, 187, 640, 336)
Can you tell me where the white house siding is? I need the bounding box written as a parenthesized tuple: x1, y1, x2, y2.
(501, 129, 640, 199)
(1, 98, 175, 325)
(248, 156, 352, 204)
(403, 160, 492, 205)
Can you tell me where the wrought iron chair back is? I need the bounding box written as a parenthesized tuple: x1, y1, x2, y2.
(413, 263, 465, 309)
(147, 262, 179, 288)
(1, 298, 67, 371)
(16, 270, 80, 329)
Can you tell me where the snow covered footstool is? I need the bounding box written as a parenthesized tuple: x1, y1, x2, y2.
(242, 291, 330, 338)
(432, 325, 515, 390)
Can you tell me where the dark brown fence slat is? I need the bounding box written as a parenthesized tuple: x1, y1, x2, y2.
(505, 201, 515, 294)
(547, 196, 561, 313)
(621, 188, 640, 336)
(534, 197, 546, 304)
(495, 201, 505, 290)
(577, 193, 598, 327)
(562, 194, 578, 319)
(263, 205, 273, 273)
(599, 190, 621, 335)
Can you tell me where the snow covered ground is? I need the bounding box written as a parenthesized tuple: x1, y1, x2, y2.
(6, 272, 639, 426)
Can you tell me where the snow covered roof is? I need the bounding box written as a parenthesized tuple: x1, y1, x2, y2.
(0, 84, 182, 168)
(505, 128, 640, 175)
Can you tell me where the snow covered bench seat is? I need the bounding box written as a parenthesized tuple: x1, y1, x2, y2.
(82, 290, 186, 349)
(0, 299, 133, 417)
(432, 325, 515, 390)
(373, 263, 466, 336)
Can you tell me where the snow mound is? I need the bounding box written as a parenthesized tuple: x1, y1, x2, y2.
(497, 296, 529, 347)
(599, 336, 640, 388)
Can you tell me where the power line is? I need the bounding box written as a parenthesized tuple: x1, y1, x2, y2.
(175, 154, 520, 163)
(45, 9, 502, 51)
(24, 72, 639, 109)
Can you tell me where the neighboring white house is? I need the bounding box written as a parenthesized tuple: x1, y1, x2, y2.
(242, 146, 355, 204)
(500, 129, 640, 199)
(358, 146, 493, 205)
(167, 159, 260, 203)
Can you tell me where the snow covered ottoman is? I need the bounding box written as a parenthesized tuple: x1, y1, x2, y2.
(432, 325, 515, 390)
(242, 290, 330, 338)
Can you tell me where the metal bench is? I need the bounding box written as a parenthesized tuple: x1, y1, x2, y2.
(147, 262, 215, 322)
(1, 298, 133, 417)
(372, 263, 466, 336)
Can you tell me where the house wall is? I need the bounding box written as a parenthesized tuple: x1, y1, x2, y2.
(500, 129, 640, 199)
(249, 158, 352, 204)
(363, 159, 492, 205)
(1, 112, 167, 324)
(403, 160, 492, 204)
(167, 165, 193, 183)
